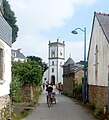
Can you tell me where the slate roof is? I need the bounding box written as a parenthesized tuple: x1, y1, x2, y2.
(70, 63, 83, 73)
(0, 15, 12, 47)
(88, 12, 109, 59)
(64, 57, 75, 66)
(63, 57, 83, 73)
(11, 49, 26, 60)
(96, 12, 109, 43)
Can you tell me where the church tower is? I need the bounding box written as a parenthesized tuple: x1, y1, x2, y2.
(48, 39, 65, 85)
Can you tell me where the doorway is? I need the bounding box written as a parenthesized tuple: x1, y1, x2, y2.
(51, 75, 55, 85)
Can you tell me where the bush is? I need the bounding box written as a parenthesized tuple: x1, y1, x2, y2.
(10, 76, 21, 102)
(74, 84, 82, 95)
(94, 107, 102, 117)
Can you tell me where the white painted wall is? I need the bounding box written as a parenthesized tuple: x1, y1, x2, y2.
(13, 58, 27, 62)
(88, 17, 109, 87)
(0, 39, 11, 96)
(42, 69, 48, 82)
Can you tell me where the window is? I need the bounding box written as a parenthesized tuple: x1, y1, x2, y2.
(12, 52, 16, 58)
(52, 61, 54, 65)
(51, 50, 55, 57)
(52, 68, 54, 73)
(0, 48, 4, 80)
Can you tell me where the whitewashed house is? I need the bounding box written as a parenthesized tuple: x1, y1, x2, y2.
(0, 0, 12, 119)
(88, 12, 109, 109)
(11, 49, 27, 62)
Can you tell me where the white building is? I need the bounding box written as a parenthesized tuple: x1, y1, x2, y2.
(43, 39, 65, 85)
(88, 12, 109, 109)
(0, 0, 12, 118)
(11, 49, 27, 62)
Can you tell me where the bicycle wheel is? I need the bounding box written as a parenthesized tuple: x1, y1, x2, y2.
(48, 97, 51, 107)
(54, 98, 56, 104)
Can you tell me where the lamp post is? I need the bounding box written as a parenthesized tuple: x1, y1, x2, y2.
(71, 27, 87, 104)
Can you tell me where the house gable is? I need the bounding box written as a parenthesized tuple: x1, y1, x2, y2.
(11, 49, 27, 61)
(88, 12, 109, 86)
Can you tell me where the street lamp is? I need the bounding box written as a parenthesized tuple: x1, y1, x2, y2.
(71, 27, 87, 104)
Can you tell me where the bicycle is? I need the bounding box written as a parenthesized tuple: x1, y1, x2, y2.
(47, 93, 52, 107)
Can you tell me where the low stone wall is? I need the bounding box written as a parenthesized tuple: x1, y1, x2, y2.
(0, 94, 11, 119)
(75, 70, 84, 85)
(20, 85, 33, 102)
(88, 85, 108, 109)
(63, 75, 74, 96)
(63, 69, 83, 97)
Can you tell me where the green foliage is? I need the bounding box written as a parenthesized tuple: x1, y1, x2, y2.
(73, 84, 83, 100)
(11, 60, 43, 102)
(3, 0, 19, 43)
(27, 56, 48, 73)
(74, 84, 83, 95)
(94, 107, 102, 117)
(10, 75, 21, 102)
(12, 60, 43, 85)
(27, 56, 42, 64)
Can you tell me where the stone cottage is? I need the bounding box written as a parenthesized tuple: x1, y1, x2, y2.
(63, 57, 83, 97)
(88, 12, 109, 109)
(0, 1, 12, 119)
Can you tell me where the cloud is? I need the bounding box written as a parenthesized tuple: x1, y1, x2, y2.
(66, 39, 90, 62)
(10, 0, 95, 62)
(12, 34, 49, 62)
(9, 0, 95, 33)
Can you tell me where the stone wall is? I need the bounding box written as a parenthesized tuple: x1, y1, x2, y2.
(89, 85, 108, 109)
(20, 85, 33, 102)
(0, 94, 10, 119)
(75, 70, 84, 85)
(63, 74, 74, 96)
(63, 69, 83, 97)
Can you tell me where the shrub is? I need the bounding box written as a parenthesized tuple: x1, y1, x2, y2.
(94, 107, 102, 117)
(74, 84, 82, 95)
(10, 76, 21, 102)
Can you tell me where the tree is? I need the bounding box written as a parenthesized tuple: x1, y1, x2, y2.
(12, 60, 43, 85)
(27, 56, 48, 72)
(76, 60, 88, 67)
(3, 0, 19, 43)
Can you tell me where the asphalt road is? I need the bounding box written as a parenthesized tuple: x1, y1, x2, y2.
(23, 89, 98, 120)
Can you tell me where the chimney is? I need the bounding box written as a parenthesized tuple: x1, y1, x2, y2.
(17, 48, 22, 52)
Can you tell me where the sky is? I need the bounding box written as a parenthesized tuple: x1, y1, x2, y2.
(8, 0, 109, 63)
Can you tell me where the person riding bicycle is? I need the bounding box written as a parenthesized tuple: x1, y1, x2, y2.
(46, 83, 53, 103)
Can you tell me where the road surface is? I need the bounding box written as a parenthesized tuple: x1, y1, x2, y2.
(23, 89, 98, 120)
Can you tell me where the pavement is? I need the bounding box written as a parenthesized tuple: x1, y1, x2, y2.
(22, 88, 98, 120)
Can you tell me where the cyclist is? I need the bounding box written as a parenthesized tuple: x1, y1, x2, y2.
(46, 83, 53, 103)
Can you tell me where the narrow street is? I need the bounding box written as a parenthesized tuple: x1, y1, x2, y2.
(23, 89, 98, 120)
